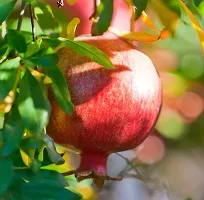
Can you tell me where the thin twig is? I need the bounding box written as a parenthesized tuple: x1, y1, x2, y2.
(17, 0, 27, 32)
(116, 153, 148, 181)
(29, 4, 36, 42)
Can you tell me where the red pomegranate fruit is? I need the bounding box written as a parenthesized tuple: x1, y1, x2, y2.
(46, 33, 162, 186)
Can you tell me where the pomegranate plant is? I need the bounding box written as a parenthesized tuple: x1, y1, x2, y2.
(0, 0, 203, 199)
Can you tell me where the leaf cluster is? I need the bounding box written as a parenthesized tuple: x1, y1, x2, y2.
(0, 0, 115, 199)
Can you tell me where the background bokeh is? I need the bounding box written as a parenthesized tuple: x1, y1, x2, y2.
(6, 0, 204, 199)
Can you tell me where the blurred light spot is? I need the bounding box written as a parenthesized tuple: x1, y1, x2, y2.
(180, 54, 204, 79)
(147, 48, 178, 71)
(156, 107, 187, 139)
(160, 72, 187, 98)
(178, 92, 203, 119)
(190, 83, 204, 99)
(135, 135, 165, 164)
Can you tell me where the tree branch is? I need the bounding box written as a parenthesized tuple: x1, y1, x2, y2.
(29, 4, 36, 42)
(17, 0, 27, 32)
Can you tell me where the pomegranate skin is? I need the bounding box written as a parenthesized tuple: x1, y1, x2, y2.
(46, 34, 162, 182)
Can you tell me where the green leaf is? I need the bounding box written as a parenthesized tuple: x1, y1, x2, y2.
(62, 39, 114, 69)
(43, 65, 74, 114)
(26, 38, 42, 58)
(0, 57, 20, 101)
(93, 0, 113, 35)
(42, 38, 61, 48)
(20, 137, 44, 155)
(0, 0, 17, 25)
(0, 40, 9, 61)
(6, 30, 27, 53)
(22, 179, 82, 200)
(194, 0, 202, 7)
(0, 158, 13, 195)
(42, 135, 65, 165)
(15, 168, 68, 187)
(25, 0, 36, 3)
(133, 0, 148, 19)
(34, 170, 68, 187)
(25, 48, 58, 67)
(0, 57, 20, 70)
(34, 2, 60, 34)
(0, 107, 24, 157)
(17, 70, 51, 136)
(164, 0, 181, 16)
(11, 150, 27, 168)
(9, 173, 26, 200)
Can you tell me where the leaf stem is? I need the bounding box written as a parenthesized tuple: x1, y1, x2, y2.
(17, 0, 27, 32)
(29, 4, 36, 42)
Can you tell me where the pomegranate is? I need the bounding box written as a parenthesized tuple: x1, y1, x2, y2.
(46, 33, 162, 186)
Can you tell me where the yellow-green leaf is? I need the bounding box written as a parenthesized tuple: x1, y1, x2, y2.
(152, 0, 179, 35)
(67, 18, 80, 40)
(141, 11, 160, 32)
(122, 31, 168, 42)
(180, 0, 204, 55)
(66, 0, 77, 5)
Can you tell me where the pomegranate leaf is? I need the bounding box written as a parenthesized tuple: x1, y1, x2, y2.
(22, 179, 82, 200)
(20, 137, 45, 155)
(17, 69, 51, 136)
(18, 169, 68, 187)
(43, 65, 74, 114)
(0, 107, 24, 157)
(152, 0, 179, 35)
(0, 0, 17, 25)
(67, 18, 80, 40)
(0, 158, 13, 195)
(34, 2, 60, 35)
(62, 39, 114, 69)
(26, 38, 42, 58)
(0, 57, 20, 102)
(194, 0, 202, 7)
(11, 150, 27, 168)
(92, 0, 113, 35)
(66, 0, 77, 5)
(42, 134, 65, 165)
(133, 0, 148, 19)
(164, 0, 181, 16)
(180, 0, 204, 55)
(6, 30, 27, 53)
(25, 48, 58, 68)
